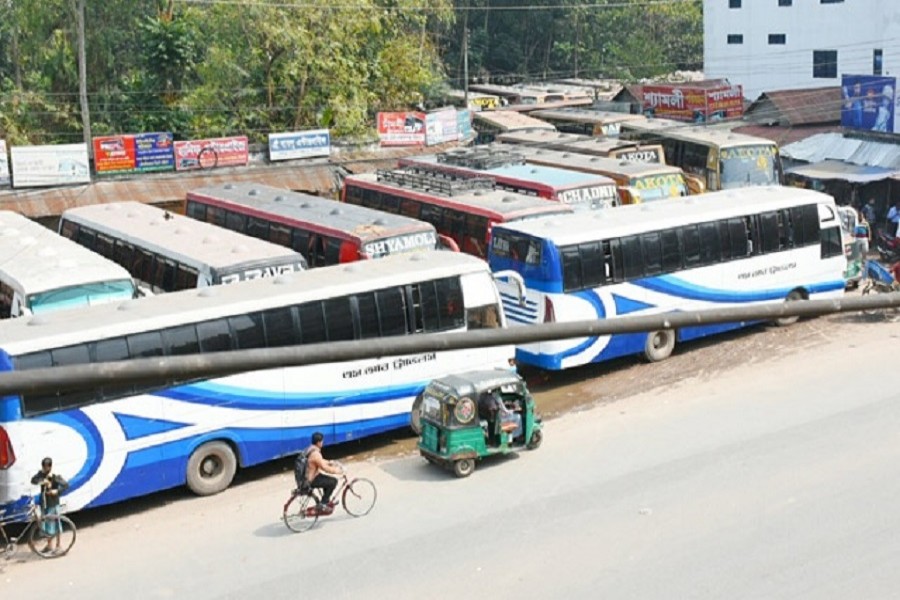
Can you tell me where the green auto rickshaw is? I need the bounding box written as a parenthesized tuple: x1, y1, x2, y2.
(416, 369, 543, 477)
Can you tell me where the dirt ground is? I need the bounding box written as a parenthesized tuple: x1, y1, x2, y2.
(325, 301, 891, 465)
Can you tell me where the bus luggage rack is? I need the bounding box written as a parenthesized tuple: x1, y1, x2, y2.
(376, 168, 495, 196)
(435, 147, 526, 170)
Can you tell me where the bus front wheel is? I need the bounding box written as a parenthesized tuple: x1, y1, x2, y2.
(644, 329, 675, 362)
(186, 441, 237, 496)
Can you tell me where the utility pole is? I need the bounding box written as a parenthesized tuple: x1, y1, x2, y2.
(463, 16, 469, 108)
(75, 0, 92, 157)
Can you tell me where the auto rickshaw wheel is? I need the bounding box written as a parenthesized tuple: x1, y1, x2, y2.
(526, 429, 543, 450)
(453, 458, 475, 478)
(410, 393, 424, 435)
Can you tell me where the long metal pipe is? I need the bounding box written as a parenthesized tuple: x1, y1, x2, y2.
(0, 293, 898, 396)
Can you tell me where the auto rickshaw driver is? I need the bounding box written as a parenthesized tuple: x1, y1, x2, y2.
(478, 389, 522, 443)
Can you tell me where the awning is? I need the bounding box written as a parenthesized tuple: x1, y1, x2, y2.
(785, 159, 899, 183)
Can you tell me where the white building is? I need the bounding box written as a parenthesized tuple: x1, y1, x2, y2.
(704, 0, 900, 101)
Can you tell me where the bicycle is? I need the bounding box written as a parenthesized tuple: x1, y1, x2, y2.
(282, 463, 377, 533)
(0, 495, 77, 560)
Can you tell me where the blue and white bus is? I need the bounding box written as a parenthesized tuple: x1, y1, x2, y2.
(0, 252, 513, 512)
(488, 186, 846, 370)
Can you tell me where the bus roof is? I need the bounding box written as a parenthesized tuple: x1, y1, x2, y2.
(622, 118, 778, 149)
(186, 183, 437, 244)
(528, 108, 646, 125)
(485, 163, 616, 188)
(472, 111, 556, 132)
(0, 211, 134, 294)
(496, 129, 590, 146)
(61, 202, 306, 271)
(0, 251, 491, 354)
(492, 186, 834, 246)
(512, 146, 684, 178)
(349, 171, 574, 220)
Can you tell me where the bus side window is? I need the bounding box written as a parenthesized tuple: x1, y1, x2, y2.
(59, 220, 78, 239)
(376, 287, 408, 336)
(758, 212, 780, 254)
(561, 246, 583, 292)
(162, 324, 201, 355)
(325, 238, 343, 265)
(269, 224, 291, 247)
(174, 264, 199, 290)
(400, 199, 421, 219)
(225, 210, 248, 234)
(355, 292, 381, 339)
(660, 229, 681, 273)
(324, 297, 355, 341)
(380, 191, 401, 213)
(0, 281, 12, 318)
(207, 206, 226, 228)
(727, 218, 748, 259)
(95, 233, 115, 259)
(697, 222, 720, 266)
(248, 216, 269, 240)
(298, 301, 327, 344)
(196, 319, 233, 352)
(292, 229, 310, 256)
(307, 235, 326, 267)
(579, 242, 605, 288)
(76, 226, 96, 250)
(641, 232, 663, 275)
(228, 313, 265, 349)
(185, 201, 206, 221)
(619, 235, 644, 280)
(114, 241, 134, 271)
(681, 226, 701, 269)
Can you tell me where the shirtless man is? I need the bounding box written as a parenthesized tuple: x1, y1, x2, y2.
(305, 431, 343, 514)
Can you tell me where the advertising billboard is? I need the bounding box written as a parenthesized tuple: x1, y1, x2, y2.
(0, 140, 8, 186)
(268, 129, 331, 161)
(93, 132, 174, 174)
(457, 109, 473, 141)
(173, 136, 249, 171)
(10, 143, 91, 188)
(377, 112, 426, 146)
(642, 83, 744, 123)
(841, 74, 896, 133)
(425, 109, 459, 146)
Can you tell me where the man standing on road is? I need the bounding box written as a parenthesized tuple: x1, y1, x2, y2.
(30, 457, 69, 554)
(886, 200, 900, 236)
(305, 432, 343, 515)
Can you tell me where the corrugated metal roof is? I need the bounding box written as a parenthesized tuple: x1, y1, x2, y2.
(786, 159, 896, 182)
(745, 87, 841, 126)
(732, 124, 842, 146)
(782, 132, 900, 169)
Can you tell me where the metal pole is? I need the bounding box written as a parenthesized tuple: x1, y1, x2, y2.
(0, 294, 898, 396)
(463, 22, 469, 109)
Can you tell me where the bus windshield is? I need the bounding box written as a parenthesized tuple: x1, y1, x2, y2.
(28, 279, 136, 314)
(632, 173, 689, 202)
(720, 145, 779, 188)
(362, 231, 438, 258)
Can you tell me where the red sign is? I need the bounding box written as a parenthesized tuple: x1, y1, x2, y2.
(93, 135, 137, 173)
(642, 84, 744, 123)
(377, 112, 426, 146)
(173, 136, 249, 171)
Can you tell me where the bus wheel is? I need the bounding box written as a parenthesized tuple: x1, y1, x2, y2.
(410, 393, 424, 436)
(775, 290, 806, 327)
(644, 329, 675, 362)
(186, 441, 237, 496)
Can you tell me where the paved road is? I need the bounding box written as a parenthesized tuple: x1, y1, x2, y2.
(4, 317, 900, 600)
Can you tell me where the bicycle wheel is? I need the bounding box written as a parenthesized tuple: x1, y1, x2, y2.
(283, 492, 319, 533)
(27, 515, 76, 558)
(342, 478, 377, 517)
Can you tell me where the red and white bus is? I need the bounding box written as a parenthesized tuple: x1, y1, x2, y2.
(398, 147, 619, 212)
(185, 183, 456, 267)
(342, 169, 573, 258)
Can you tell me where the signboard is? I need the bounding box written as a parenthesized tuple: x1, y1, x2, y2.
(362, 231, 437, 258)
(557, 185, 619, 210)
(268, 129, 331, 161)
(377, 112, 426, 146)
(609, 145, 665, 164)
(0, 140, 8, 186)
(457, 109, 473, 141)
(642, 83, 744, 123)
(841, 74, 896, 133)
(10, 143, 91, 188)
(173, 136, 249, 171)
(93, 132, 174, 174)
(425, 109, 458, 146)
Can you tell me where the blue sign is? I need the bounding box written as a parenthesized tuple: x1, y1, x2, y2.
(841, 75, 896, 133)
(457, 109, 472, 141)
(268, 129, 331, 161)
(135, 132, 175, 172)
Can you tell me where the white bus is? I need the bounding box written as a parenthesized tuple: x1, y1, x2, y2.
(0, 251, 514, 512)
(0, 211, 138, 319)
(59, 202, 308, 293)
(487, 186, 846, 370)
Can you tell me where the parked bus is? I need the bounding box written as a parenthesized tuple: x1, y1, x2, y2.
(0, 251, 514, 512)
(0, 211, 138, 319)
(527, 108, 646, 137)
(185, 183, 455, 267)
(512, 145, 697, 203)
(59, 202, 308, 294)
(398, 148, 620, 211)
(342, 168, 573, 258)
(497, 128, 667, 164)
(472, 111, 555, 144)
(619, 118, 784, 190)
(439, 89, 501, 112)
(488, 186, 845, 370)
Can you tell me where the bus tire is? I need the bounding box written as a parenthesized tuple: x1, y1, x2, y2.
(410, 393, 424, 435)
(186, 441, 237, 496)
(775, 289, 806, 327)
(644, 329, 675, 362)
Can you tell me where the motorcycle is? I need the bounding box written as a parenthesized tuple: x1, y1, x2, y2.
(874, 229, 900, 263)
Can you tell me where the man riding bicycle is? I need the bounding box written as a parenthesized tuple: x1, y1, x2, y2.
(304, 432, 343, 515)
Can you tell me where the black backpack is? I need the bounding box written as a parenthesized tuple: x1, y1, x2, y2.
(293, 451, 310, 489)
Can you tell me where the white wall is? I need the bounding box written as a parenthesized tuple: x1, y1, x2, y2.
(704, 0, 900, 101)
